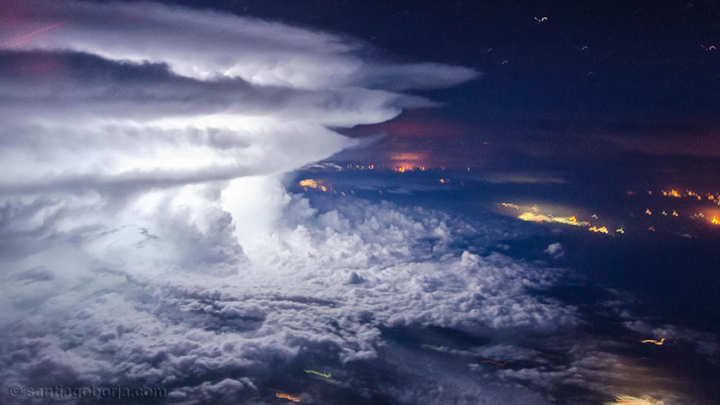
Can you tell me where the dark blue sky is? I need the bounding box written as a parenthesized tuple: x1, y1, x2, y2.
(148, 0, 720, 177)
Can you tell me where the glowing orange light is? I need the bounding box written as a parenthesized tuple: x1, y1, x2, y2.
(712, 217, 720, 225)
(666, 189, 681, 198)
(553, 216, 585, 226)
(0, 21, 70, 51)
(368, 164, 375, 170)
(276, 393, 301, 403)
(672, 210, 678, 217)
(299, 179, 319, 188)
(439, 178, 449, 184)
(482, 360, 506, 367)
(396, 167, 406, 173)
(500, 203, 520, 209)
(645, 209, 652, 215)
(589, 226, 609, 234)
(640, 338, 665, 345)
(518, 212, 586, 227)
(299, 179, 330, 193)
(647, 226, 656, 232)
(604, 395, 664, 405)
(518, 212, 552, 223)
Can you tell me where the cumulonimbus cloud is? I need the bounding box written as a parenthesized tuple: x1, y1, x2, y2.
(5, 2, 664, 405)
(0, 0, 477, 196)
(0, 0, 478, 253)
(0, 3, 709, 405)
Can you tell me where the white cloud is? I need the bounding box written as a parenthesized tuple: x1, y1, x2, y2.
(0, 0, 477, 198)
(0, 2, 711, 405)
(544, 242, 564, 258)
(0, 193, 581, 404)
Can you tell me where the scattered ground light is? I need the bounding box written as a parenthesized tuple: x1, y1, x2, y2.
(517, 212, 588, 227)
(640, 338, 665, 346)
(604, 395, 664, 405)
(276, 392, 301, 403)
(298, 179, 329, 192)
(296, 169, 720, 239)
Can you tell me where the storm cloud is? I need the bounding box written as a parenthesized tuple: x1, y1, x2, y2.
(0, 2, 706, 405)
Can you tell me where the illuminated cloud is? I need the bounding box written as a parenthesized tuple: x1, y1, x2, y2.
(544, 242, 565, 258)
(0, 0, 478, 199)
(1, 2, 707, 405)
(0, 196, 581, 404)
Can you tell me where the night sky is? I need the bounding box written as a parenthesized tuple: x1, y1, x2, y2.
(165, 0, 720, 182)
(1, 1, 720, 405)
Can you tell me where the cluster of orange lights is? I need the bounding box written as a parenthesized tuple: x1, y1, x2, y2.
(604, 395, 664, 405)
(298, 179, 329, 192)
(644, 187, 720, 226)
(660, 189, 720, 203)
(276, 393, 301, 403)
(509, 205, 720, 236)
(393, 165, 430, 172)
(645, 207, 719, 225)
